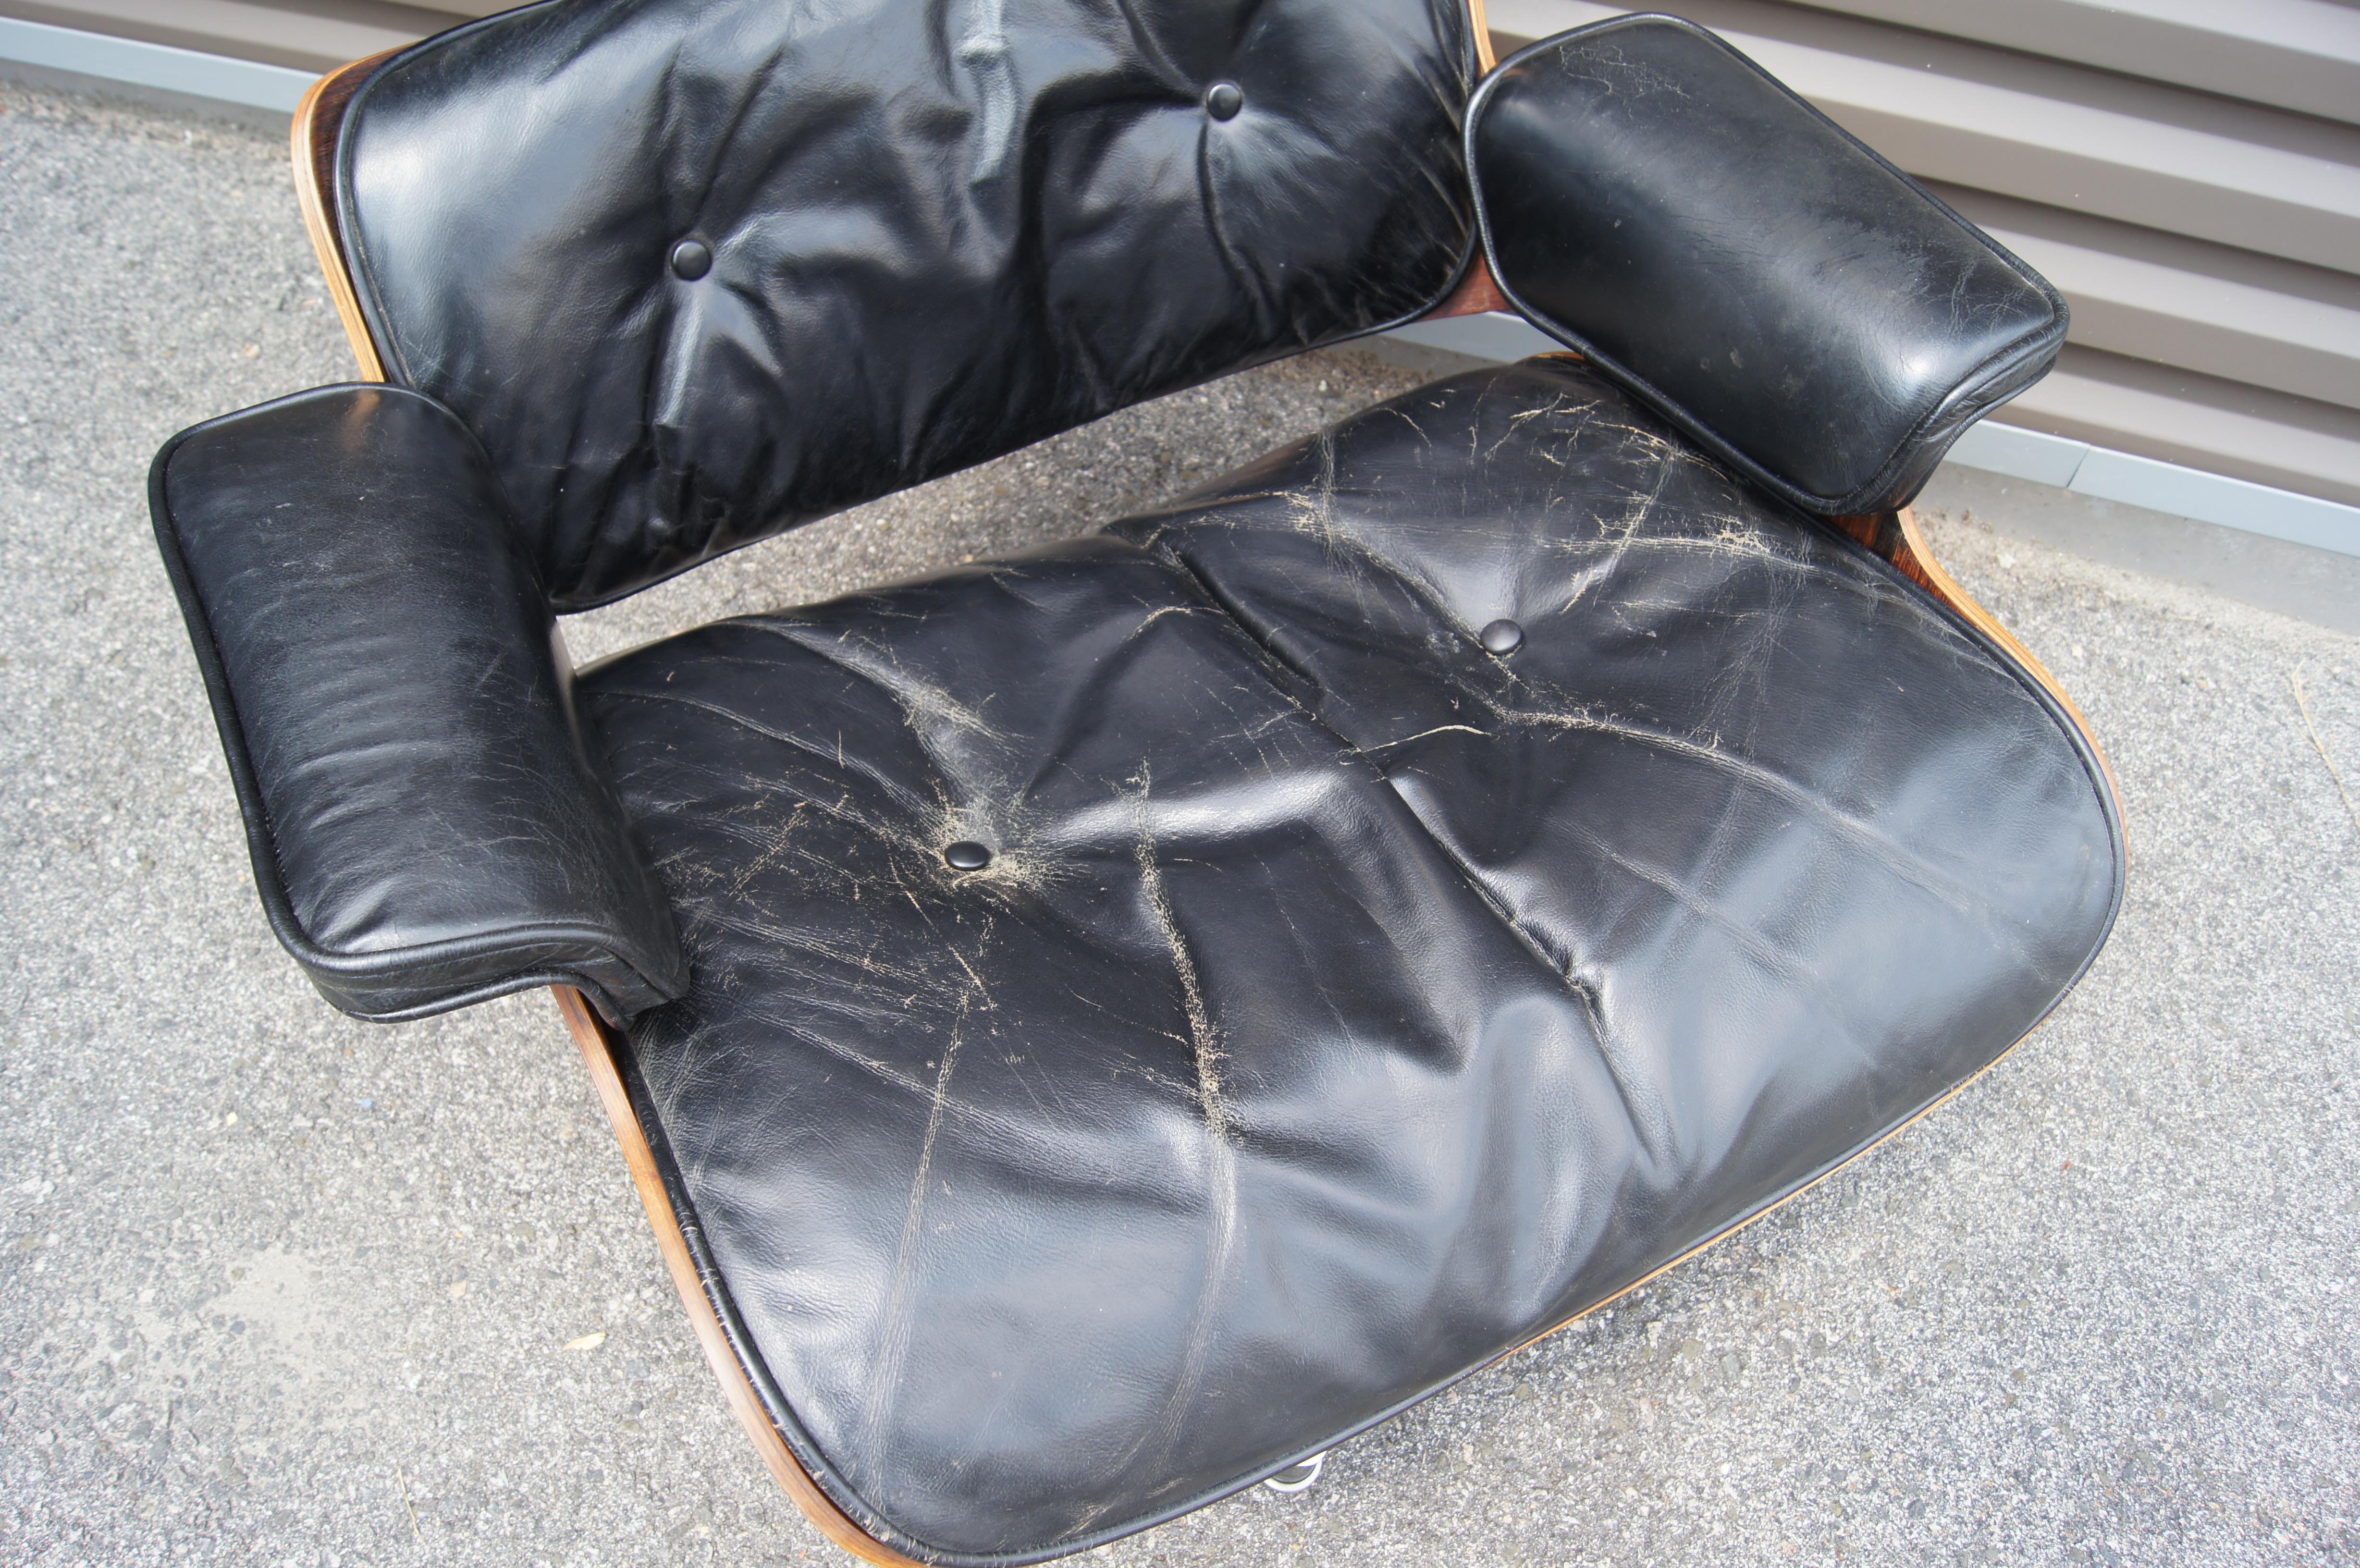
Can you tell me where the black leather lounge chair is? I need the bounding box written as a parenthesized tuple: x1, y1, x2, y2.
(147, 3, 2123, 1562)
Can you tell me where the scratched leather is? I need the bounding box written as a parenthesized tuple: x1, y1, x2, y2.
(150, 385, 686, 1022)
(335, 0, 1478, 609)
(1468, 17, 2067, 516)
(143, 2, 2115, 1556)
(580, 361, 2120, 1561)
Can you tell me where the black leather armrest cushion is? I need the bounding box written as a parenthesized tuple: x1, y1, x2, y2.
(1467, 15, 2067, 516)
(150, 385, 686, 1023)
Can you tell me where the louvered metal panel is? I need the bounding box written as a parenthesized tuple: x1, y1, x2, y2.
(1788, 0, 2360, 128)
(0, 0, 499, 75)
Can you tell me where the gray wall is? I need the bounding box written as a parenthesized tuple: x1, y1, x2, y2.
(0, 1, 504, 75)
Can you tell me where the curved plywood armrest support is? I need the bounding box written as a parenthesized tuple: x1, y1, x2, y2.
(1420, 250, 1512, 322)
(292, 53, 396, 383)
(550, 988, 924, 1568)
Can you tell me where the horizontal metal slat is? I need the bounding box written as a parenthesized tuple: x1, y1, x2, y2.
(0, 0, 494, 74)
(1783, 0, 2360, 128)
(2007, 345, 2360, 509)
(1487, 0, 2360, 275)
(1931, 184, 2360, 412)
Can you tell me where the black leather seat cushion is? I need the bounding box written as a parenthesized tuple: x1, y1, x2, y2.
(576, 361, 2119, 1563)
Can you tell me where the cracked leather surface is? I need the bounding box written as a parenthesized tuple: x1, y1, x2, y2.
(149, 385, 685, 1022)
(579, 361, 2120, 1563)
(334, 0, 1477, 609)
(144, 1, 2114, 1555)
(1468, 17, 2067, 517)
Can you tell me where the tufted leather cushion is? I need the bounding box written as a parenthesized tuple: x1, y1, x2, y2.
(576, 361, 2120, 1562)
(335, 0, 1479, 610)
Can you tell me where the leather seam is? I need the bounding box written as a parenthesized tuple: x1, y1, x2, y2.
(1134, 454, 2104, 1022)
(334, 2, 573, 392)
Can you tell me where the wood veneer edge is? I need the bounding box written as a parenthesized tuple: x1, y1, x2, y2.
(1498, 956, 2069, 1364)
(1468, 0, 1497, 74)
(1412, 0, 1505, 323)
(290, 52, 392, 384)
(1423, 252, 1511, 321)
(1889, 506, 2120, 802)
(551, 987, 926, 1568)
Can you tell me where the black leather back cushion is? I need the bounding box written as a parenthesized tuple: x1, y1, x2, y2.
(337, 0, 1477, 609)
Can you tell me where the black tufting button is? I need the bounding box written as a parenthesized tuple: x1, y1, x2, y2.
(944, 841, 992, 871)
(1479, 618, 1524, 656)
(669, 238, 713, 280)
(1204, 81, 1244, 121)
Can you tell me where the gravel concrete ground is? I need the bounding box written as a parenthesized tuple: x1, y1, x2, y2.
(2, 83, 2355, 1568)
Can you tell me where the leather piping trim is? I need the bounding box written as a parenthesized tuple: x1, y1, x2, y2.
(147, 393, 683, 1026)
(1846, 507, 2119, 803)
(554, 501, 2123, 1566)
(1826, 507, 2124, 883)
(1499, 899, 2084, 1363)
(1462, 15, 2070, 519)
(292, 51, 393, 383)
(1473, 502, 2132, 1363)
(1492, 496, 2133, 1348)
(332, 3, 557, 392)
